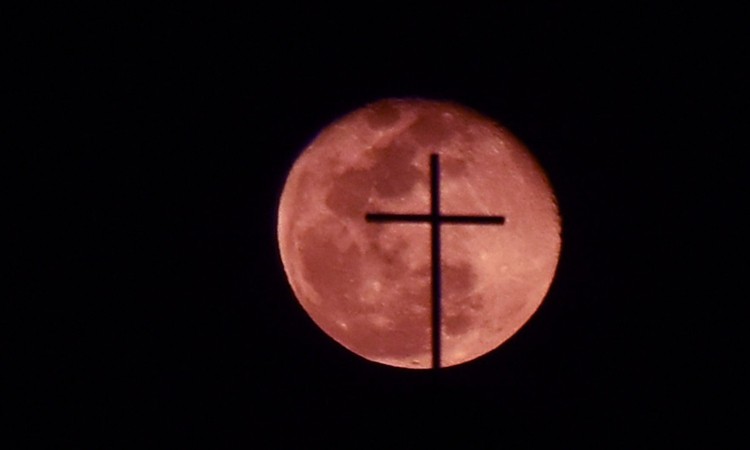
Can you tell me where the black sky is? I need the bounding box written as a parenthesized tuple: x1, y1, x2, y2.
(9, 3, 745, 447)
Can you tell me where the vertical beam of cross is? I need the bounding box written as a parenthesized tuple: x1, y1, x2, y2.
(430, 154, 442, 370)
(365, 154, 505, 369)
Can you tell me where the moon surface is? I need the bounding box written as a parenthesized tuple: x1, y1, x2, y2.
(277, 99, 561, 369)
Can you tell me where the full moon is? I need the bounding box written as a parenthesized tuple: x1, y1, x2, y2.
(277, 99, 561, 369)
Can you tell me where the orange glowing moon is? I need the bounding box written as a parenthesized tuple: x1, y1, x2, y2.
(277, 99, 561, 369)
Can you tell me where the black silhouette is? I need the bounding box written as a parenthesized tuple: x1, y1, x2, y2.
(366, 154, 505, 368)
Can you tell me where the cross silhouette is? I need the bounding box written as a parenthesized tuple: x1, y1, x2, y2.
(366, 154, 505, 369)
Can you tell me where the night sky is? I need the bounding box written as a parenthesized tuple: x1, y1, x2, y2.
(10, 4, 744, 447)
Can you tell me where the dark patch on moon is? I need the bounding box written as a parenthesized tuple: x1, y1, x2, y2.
(368, 237, 404, 267)
(441, 156, 468, 177)
(367, 234, 430, 293)
(325, 168, 374, 217)
(364, 101, 401, 129)
(407, 113, 455, 146)
(325, 133, 423, 220)
(443, 262, 476, 300)
(371, 139, 421, 198)
(444, 310, 474, 336)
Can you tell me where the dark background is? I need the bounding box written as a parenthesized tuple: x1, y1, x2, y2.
(9, 3, 744, 447)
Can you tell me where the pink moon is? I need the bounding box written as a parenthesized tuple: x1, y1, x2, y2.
(277, 99, 561, 368)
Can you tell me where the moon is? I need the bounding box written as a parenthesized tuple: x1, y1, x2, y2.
(277, 99, 561, 369)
